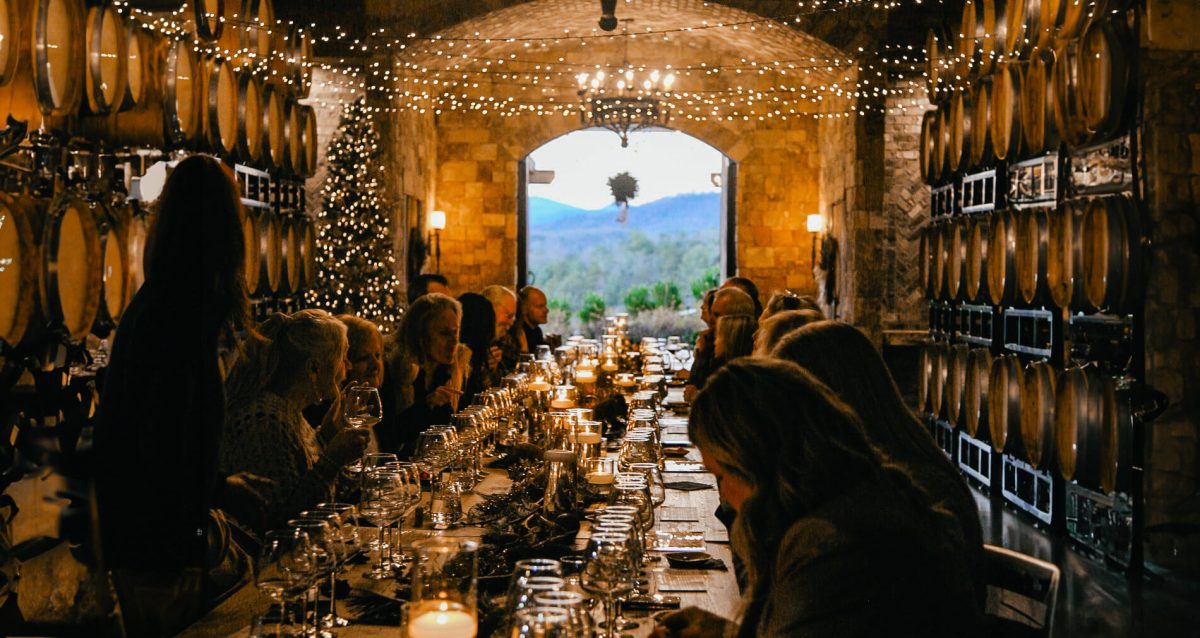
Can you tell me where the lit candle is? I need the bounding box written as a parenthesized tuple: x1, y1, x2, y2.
(586, 470, 614, 485)
(408, 604, 477, 638)
(575, 369, 596, 385)
(576, 430, 601, 445)
(528, 380, 552, 392)
(601, 360, 619, 372)
(550, 398, 575, 409)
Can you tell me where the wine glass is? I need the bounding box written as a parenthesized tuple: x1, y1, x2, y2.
(628, 463, 667, 508)
(288, 518, 336, 636)
(533, 591, 594, 638)
(358, 469, 398, 580)
(256, 528, 314, 637)
(579, 532, 637, 638)
(510, 606, 573, 638)
(299, 510, 351, 630)
(344, 385, 382, 430)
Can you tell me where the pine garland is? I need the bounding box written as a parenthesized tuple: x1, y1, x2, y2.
(305, 97, 404, 332)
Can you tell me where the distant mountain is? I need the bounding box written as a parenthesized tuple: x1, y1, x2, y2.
(528, 192, 720, 262)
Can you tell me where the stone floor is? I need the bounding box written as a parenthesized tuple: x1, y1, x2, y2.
(973, 490, 1200, 637)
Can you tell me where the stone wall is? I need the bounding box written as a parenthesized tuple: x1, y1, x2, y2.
(1140, 15, 1200, 571)
(880, 83, 932, 331)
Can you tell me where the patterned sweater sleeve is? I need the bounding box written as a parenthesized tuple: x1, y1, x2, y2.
(221, 399, 337, 529)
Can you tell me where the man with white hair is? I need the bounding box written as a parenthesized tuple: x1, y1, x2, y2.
(481, 285, 517, 374)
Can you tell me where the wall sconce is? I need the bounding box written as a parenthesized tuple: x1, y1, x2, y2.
(427, 210, 446, 273)
(806, 213, 827, 265)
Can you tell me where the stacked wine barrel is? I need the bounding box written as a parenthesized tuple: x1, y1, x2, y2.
(918, 0, 1144, 500)
(0, 0, 319, 351)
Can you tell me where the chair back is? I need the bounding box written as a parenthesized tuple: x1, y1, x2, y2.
(982, 543, 1061, 638)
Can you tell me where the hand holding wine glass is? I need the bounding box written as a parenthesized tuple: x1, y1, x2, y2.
(344, 385, 383, 431)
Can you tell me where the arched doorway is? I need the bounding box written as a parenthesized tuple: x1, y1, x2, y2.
(515, 129, 735, 308)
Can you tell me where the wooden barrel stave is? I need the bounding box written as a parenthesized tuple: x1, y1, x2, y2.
(1020, 48, 1059, 156)
(964, 347, 993, 438)
(191, 0, 224, 42)
(96, 201, 131, 329)
(235, 70, 264, 163)
(1081, 194, 1143, 313)
(1004, 0, 1042, 58)
(1052, 41, 1092, 148)
(0, 0, 86, 131)
(945, 344, 971, 426)
(0, 193, 40, 346)
(0, 0, 20, 86)
(934, 223, 950, 301)
(282, 94, 303, 177)
(1079, 16, 1133, 139)
(970, 78, 993, 168)
(242, 208, 261, 294)
(1047, 201, 1086, 310)
(125, 205, 152, 296)
(935, 105, 952, 179)
(1100, 379, 1131, 494)
(119, 20, 153, 112)
(1056, 366, 1107, 489)
(918, 343, 933, 413)
(300, 104, 318, 178)
(258, 213, 282, 295)
(931, 342, 951, 420)
(926, 26, 951, 103)
(301, 219, 316, 289)
(1019, 360, 1057, 468)
(949, 89, 974, 174)
(947, 219, 967, 301)
(261, 83, 287, 171)
(201, 54, 239, 156)
(920, 110, 937, 183)
(239, 0, 275, 72)
(988, 354, 1023, 452)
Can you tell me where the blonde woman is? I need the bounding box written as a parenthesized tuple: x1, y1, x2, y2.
(713, 314, 756, 362)
(222, 310, 369, 530)
(751, 309, 824, 356)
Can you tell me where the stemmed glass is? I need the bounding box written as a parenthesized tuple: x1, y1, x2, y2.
(358, 469, 399, 580)
(343, 385, 383, 430)
(288, 518, 337, 637)
(628, 463, 667, 508)
(385, 462, 421, 563)
(256, 529, 314, 638)
(313, 503, 359, 629)
(580, 532, 637, 638)
(510, 607, 573, 638)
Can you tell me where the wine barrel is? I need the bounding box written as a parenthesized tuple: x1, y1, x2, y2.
(918, 343, 932, 413)
(234, 70, 263, 163)
(1055, 366, 1107, 488)
(163, 38, 202, 145)
(1040, 0, 1089, 46)
(278, 216, 301, 294)
(239, 0, 275, 70)
(201, 54, 239, 156)
(920, 110, 938, 184)
(190, 0, 223, 42)
(1047, 201, 1085, 309)
(1079, 16, 1133, 139)
(261, 83, 287, 170)
(947, 219, 967, 301)
(933, 223, 950, 301)
(987, 209, 1018, 305)
(945, 343, 971, 425)
(965, 214, 991, 303)
(1081, 194, 1143, 313)
(125, 205, 152, 296)
(949, 88, 974, 173)
(925, 26, 952, 103)
(242, 208, 261, 294)
(0, 193, 40, 346)
(84, 37, 200, 147)
(287, 25, 313, 98)
(281, 94, 303, 177)
(919, 226, 936, 299)
(0, 0, 86, 129)
(970, 78, 994, 167)
(988, 354, 1023, 453)
(1100, 379, 1131, 494)
(257, 213, 282, 295)
(300, 218, 317, 288)
(299, 104, 318, 178)
(930, 342, 952, 419)
(84, 3, 127, 115)
(1020, 48, 1059, 156)
(1015, 207, 1050, 305)
(40, 193, 102, 341)
(990, 58, 1022, 161)
(1052, 41, 1092, 148)
(96, 201, 131, 328)
(1004, 0, 1042, 58)
(934, 106, 951, 179)
(119, 20, 153, 112)
(960, 0, 1006, 78)
(1019, 360, 1057, 468)
(0, 0, 19, 86)
(964, 347, 993, 438)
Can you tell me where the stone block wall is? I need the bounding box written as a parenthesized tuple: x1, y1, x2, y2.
(880, 83, 932, 331)
(1140, 42, 1200, 573)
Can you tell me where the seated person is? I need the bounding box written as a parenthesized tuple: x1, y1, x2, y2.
(457, 292, 498, 403)
(751, 308, 824, 356)
(221, 310, 369, 531)
(407, 272, 450, 304)
(510, 285, 549, 355)
(303, 314, 386, 428)
(378, 293, 470, 457)
(679, 288, 717, 383)
(720, 275, 764, 317)
(760, 290, 823, 321)
(654, 359, 979, 638)
(713, 314, 756, 362)
(772, 320, 986, 606)
(482, 284, 519, 376)
(685, 287, 755, 400)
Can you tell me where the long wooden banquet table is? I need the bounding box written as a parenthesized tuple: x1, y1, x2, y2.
(180, 410, 740, 637)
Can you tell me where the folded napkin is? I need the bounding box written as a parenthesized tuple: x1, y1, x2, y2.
(667, 557, 728, 571)
(663, 480, 712, 491)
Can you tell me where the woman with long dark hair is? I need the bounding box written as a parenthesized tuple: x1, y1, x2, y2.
(93, 156, 260, 634)
(457, 292, 497, 403)
(654, 359, 979, 637)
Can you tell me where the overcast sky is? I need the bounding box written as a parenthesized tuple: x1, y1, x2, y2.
(527, 129, 724, 209)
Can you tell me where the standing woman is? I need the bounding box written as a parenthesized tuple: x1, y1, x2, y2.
(377, 293, 470, 457)
(93, 156, 261, 634)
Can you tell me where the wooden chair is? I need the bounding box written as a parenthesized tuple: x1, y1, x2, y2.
(982, 544, 1061, 638)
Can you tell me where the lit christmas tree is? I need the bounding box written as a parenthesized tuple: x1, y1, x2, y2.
(306, 97, 403, 331)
